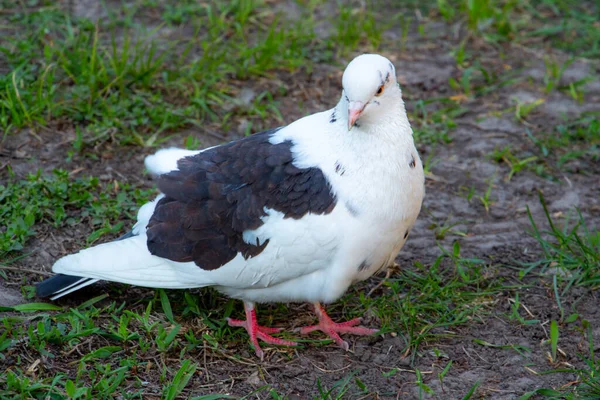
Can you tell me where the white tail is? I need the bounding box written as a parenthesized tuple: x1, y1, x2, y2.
(52, 235, 212, 289)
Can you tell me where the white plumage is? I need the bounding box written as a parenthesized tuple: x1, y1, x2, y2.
(40, 54, 425, 358)
(144, 148, 203, 176)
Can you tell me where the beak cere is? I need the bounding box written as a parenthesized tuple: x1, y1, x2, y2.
(348, 101, 365, 130)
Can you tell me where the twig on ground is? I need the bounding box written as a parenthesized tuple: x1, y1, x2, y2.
(367, 262, 401, 297)
(0, 265, 52, 276)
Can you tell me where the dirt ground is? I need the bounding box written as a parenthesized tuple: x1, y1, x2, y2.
(2, 2, 600, 399)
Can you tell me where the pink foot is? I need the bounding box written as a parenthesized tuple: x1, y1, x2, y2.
(299, 303, 378, 350)
(227, 302, 296, 359)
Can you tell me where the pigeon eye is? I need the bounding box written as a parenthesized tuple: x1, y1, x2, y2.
(375, 85, 384, 96)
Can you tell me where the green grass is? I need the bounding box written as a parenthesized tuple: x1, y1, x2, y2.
(0, 241, 504, 399)
(528, 115, 600, 172)
(490, 145, 539, 181)
(410, 98, 468, 145)
(353, 241, 501, 360)
(522, 193, 600, 292)
(0, 0, 400, 143)
(0, 0, 306, 140)
(0, 169, 154, 261)
(436, 0, 600, 58)
(1, 0, 596, 141)
(0, 291, 235, 399)
(488, 114, 600, 181)
(524, 0, 600, 59)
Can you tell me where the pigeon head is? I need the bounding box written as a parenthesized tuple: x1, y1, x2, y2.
(341, 54, 400, 131)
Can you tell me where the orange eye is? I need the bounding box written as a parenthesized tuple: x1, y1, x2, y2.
(375, 85, 384, 96)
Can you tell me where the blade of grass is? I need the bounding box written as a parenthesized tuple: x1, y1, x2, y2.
(550, 320, 559, 363)
(462, 380, 480, 399)
(159, 289, 175, 323)
(163, 359, 197, 400)
(0, 303, 62, 312)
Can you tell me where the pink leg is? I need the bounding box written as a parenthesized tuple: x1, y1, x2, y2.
(227, 301, 297, 359)
(299, 302, 378, 351)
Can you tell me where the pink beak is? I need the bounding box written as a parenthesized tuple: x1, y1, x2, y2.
(348, 101, 365, 130)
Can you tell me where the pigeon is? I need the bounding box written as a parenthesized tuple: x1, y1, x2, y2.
(36, 54, 425, 359)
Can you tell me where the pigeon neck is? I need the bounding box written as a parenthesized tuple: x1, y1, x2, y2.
(334, 96, 413, 144)
(330, 91, 412, 142)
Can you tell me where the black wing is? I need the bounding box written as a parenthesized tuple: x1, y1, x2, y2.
(146, 129, 336, 270)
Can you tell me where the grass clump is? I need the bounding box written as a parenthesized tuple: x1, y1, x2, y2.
(0, 4, 189, 140)
(523, 193, 600, 292)
(528, 115, 600, 170)
(489, 115, 600, 181)
(520, 321, 600, 399)
(437, 0, 516, 41)
(411, 98, 468, 145)
(353, 241, 500, 358)
(0, 294, 219, 399)
(524, 0, 600, 59)
(0, 1, 317, 141)
(0, 169, 154, 259)
(436, 0, 600, 58)
(0, 0, 400, 143)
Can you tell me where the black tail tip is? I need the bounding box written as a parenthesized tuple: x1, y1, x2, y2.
(36, 274, 84, 298)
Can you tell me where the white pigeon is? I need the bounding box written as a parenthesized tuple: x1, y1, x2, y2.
(37, 54, 425, 359)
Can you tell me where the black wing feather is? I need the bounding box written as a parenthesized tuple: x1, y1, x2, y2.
(146, 128, 336, 271)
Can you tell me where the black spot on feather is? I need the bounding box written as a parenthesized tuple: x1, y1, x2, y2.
(147, 128, 337, 271)
(409, 154, 416, 169)
(358, 260, 370, 272)
(330, 109, 337, 123)
(404, 230, 409, 239)
(345, 201, 359, 217)
(335, 161, 345, 176)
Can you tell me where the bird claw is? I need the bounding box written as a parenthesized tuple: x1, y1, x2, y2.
(228, 302, 375, 359)
(227, 308, 297, 360)
(227, 318, 282, 334)
(299, 305, 378, 350)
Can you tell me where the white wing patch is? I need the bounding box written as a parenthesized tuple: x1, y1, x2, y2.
(144, 147, 203, 176)
(213, 206, 347, 302)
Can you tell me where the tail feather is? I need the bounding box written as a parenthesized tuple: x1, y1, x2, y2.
(51, 235, 208, 290)
(50, 277, 99, 300)
(37, 163, 213, 300)
(37, 231, 139, 299)
(36, 274, 97, 298)
(38, 145, 216, 300)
